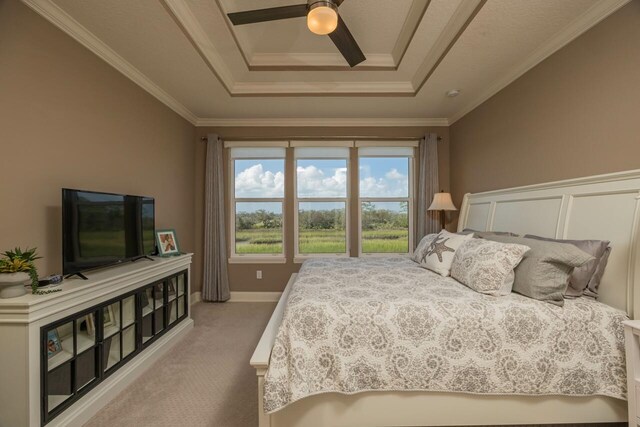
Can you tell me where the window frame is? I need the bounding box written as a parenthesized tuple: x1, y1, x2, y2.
(293, 155, 351, 263)
(228, 154, 286, 264)
(357, 152, 414, 257)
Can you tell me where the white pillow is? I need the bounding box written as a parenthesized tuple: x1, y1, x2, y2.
(411, 233, 438, 265)
(423, 230, 473, 277)
(450, 238, 530, 296)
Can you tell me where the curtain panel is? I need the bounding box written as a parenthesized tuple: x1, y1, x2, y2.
(416, 133, 440, 244)
(202, 134, 230, 302)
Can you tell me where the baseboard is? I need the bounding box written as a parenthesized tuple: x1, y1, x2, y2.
(229, 291, 282, 302)
(50, 318, 194, 427)
(190, 291, 281, 303)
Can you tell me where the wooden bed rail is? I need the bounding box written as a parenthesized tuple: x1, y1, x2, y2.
(251, 274, 296, 427)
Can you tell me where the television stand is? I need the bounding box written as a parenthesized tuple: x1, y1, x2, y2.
(132, 255, 155, 262)
(64, 271, 88, 280)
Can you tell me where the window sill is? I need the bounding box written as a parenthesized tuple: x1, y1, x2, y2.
(228, 257, 286, 265)
(294, 254, 349, 264)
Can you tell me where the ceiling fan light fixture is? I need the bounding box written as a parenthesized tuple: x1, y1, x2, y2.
(307, 1, 338, 35)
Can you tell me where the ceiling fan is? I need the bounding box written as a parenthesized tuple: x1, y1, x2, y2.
(227, 0, 366, 67)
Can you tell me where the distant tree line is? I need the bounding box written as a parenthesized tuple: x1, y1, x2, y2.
(236, 203, 408, 231)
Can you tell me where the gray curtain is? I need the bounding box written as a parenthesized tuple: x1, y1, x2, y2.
(416, 133, 440, 244)
(202, 134, 230, 302)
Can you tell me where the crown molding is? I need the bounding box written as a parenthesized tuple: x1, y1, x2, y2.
(195, 117, 449, 127)
(21, 0, 198, 125)
(248, 53, 396, 70)
(230, 81, 415, 96)
(447, 0, 632, 124)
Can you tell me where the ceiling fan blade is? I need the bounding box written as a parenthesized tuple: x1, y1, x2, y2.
(328, 16, 366, 67)
(227, 4, 308, 26)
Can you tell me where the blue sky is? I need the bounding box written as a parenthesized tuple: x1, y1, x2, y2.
(234, 157, 409, 213)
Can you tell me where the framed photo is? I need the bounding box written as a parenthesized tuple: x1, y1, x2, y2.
(156, 229, 180, 256)
(103, 305, 117, 329)
(47, 329, 63, 359)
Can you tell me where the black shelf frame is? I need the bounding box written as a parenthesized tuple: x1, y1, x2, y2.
(40, 269, 189, 426)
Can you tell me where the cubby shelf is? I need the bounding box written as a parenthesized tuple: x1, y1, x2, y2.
(41, 269, 190, 426)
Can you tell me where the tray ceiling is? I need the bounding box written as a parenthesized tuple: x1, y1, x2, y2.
(23, 0, 630, 125)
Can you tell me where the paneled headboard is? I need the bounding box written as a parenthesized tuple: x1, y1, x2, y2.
(457, 170, 640, 318)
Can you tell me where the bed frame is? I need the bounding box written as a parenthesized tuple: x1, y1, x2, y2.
(251, 169, 640, 426)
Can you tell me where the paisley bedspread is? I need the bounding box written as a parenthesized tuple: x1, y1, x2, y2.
(263, 257, 628, 413)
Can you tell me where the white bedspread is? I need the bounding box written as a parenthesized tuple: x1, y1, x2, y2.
(263, 258, 628, 413)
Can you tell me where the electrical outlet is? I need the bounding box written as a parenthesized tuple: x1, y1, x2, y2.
(256, 270, 262, 280)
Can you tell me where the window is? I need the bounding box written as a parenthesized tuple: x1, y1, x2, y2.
(294, 145, 350, 258)
(358, 146, 414, 255)
(229, 146, 286, 261)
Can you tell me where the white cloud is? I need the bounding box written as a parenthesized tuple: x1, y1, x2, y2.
(235, 163, 407, 199)
(297, 165, 347, 198)
(360, 168, 408, 198)
(235, 164, 284, 198)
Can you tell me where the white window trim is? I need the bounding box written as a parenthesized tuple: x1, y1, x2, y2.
(357, 153, 415, 257)
(228, 155, 286, 263)
(294, 155, 351, 259)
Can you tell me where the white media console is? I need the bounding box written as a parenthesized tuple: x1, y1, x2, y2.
(0, 254, 194, 427)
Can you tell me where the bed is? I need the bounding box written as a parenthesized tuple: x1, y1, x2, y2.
(251, 169, 640, 427)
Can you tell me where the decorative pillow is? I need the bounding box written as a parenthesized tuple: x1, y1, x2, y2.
(524, 235, 610, 298)
(486, 235, 594, 306)
(451, 239, 530, 296)
(584, 247, 612, 298)
(422, 230, 473, 277)
(411, 233, 438, 264)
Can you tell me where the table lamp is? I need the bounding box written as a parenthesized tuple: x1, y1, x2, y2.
(428, 191, 457, 231)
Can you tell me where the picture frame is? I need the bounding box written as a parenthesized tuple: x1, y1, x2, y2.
(153, 283, 165, 300)
(102, 305, 117, 329)
(167, 278, 176, 297)
(85, 313, 95, 336)
(47, 329, 63, 359)
(156, 229, 180, 256)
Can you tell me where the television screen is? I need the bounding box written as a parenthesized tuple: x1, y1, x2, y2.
(62, 189, 155, 276)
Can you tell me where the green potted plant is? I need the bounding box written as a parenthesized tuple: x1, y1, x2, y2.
(0, 247, 41, 298)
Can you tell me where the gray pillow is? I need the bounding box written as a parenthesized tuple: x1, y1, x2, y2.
(584, 247, 612, 298)
(524, 235, 610, 298)
(460, 228, 519, 238)
(411, 234, 438, 264)
(485, 235, 594, 306)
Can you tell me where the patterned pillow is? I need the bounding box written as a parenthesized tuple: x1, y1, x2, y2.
(411, 233, 438, 264)
(422, 230, 473, 277)
(451, 239, 530, 296)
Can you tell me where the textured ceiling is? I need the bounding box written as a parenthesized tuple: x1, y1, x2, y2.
(25, 0, 630, 124)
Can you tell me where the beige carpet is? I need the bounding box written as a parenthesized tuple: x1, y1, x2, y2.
(84, 302, 275, 427)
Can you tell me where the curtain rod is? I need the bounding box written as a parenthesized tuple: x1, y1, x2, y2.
(199, 136, 442, 142)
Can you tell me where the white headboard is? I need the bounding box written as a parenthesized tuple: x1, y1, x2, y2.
(457, 170, 640, 317)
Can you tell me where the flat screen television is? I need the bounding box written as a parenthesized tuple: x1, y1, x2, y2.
(62, 189, 155, 278)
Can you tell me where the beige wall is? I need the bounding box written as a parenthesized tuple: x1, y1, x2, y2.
(0, 2, 198, 289)
(196, 127, 450, 292)
(450, 1, 640, 225)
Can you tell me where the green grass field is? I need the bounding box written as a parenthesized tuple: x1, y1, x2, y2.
(235, 228, 408, 254)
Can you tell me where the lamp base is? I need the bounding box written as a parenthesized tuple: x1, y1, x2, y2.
(440, 210, 446, 231)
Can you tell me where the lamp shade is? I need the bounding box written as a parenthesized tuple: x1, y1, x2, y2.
(428, 192, 457, 211)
